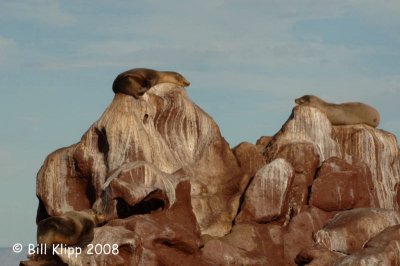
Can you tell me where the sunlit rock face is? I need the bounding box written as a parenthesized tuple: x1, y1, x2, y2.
(232, 141, 265, 179)
(26, 93, 400, 265)
(257, 106, 400, 265)
(310, 157, 378, 211)
(33, 83, 247, 264)
(332, 124, 400, 209)
(334, 224, 400, 265)
(315, 208, 400, 254)
(235, 158, 294, 224)
(265, 106, 400, 212)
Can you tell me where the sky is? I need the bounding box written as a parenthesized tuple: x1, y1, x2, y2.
(0, 0, 399, 248)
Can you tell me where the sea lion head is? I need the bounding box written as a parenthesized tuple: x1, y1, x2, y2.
(176, 73, 190, 87)
(93, 211, 107, 225)
(164, 71, 190, 87)
(295, 95, 321, 106)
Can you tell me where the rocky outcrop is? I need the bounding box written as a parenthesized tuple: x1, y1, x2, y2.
(232, 141, 265, 178)
(27, 83, 248, 265)
(256, 135, 272, 153)
(76, 181, 205, 266)
(332, 124, 400, 210)
(310, 157, 378, 211)
(236, 158, 294, 224)
(261, 106, 400, 265)
(283, 207, 335, 265)
(315, 208, 400, 254)
(24, 85, 400, 265)
(295, 245, 345, 266)
(334, 224, 400, 265)
(201, 223, 283, 265)
(36, 84, 245, 238)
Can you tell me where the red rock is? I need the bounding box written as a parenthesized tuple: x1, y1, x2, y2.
(335, 240, 400, 265)
(295, 245, 345, 266)
(334, 225, 400, 265)
(315, 208, 400, 254)
(283, 207, 335, 265)
(232, 141, 265, 178)
(265, 106, 400, 210)
(201, 223, 283, 265)
(36, 145, 92, 217)
(274, 143, 320, 216)
(396, 182, 400, 208)
(29, 87, 400, 265)
(365, 224, 400, 248)
(333, 125, 400, 209)
(20, 254, 68, 266)
(36, 84, 245, 238)
(255, 135, 272, 153)
(264, 106, 341, 164)
(93, 161, 185, 221)
(67, 181, 206, 265)
(236, 158, 294, 224)
(310, 157, 378, 212)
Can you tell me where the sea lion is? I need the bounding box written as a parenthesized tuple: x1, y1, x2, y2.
(112, 68, 190, 98)
(295, 95, 380, 128)
(37, 210, 104, 247)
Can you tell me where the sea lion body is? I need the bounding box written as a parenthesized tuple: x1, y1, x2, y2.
(295, 95, 380, 128)
(37, 210, 101, 247)
(112, 68, 190, 98)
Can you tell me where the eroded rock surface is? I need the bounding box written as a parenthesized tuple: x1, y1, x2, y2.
(334, 225, 400, 265)
(310, 157, 378, 211)
(25, 92, 400, 265)
(283, 207, 335, 265)
(36, 84, 245, 238)
(232, 141, 265, 178)
(235, 158, 294, 224)
(315, 208, 400, 254)
(202, 223, 283, 265)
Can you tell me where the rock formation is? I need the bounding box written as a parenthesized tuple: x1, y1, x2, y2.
(22, 83, 400, 265)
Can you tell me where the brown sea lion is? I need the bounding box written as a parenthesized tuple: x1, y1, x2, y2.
(37, 210, 105, 247)
(295, 95, 380, 128)
(112, 68, 190, 98)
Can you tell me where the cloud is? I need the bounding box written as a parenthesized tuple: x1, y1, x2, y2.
(0, 0, 391, 76)
(0, 1, 75, 27)
(0, 37, 18, 66)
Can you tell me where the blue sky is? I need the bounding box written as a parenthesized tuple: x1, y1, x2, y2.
(0, 1, 399, 247)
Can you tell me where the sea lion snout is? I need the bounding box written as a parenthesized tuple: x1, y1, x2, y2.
(170, 72, 190, 87)
(182, 78, 190, 86)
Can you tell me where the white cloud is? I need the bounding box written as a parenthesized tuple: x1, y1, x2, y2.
(0, 1, 75, 27)
(3, 0, 390, 75)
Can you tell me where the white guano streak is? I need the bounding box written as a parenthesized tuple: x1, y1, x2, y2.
(256, 158, 293, 217)
(277, 107, 341, 164)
